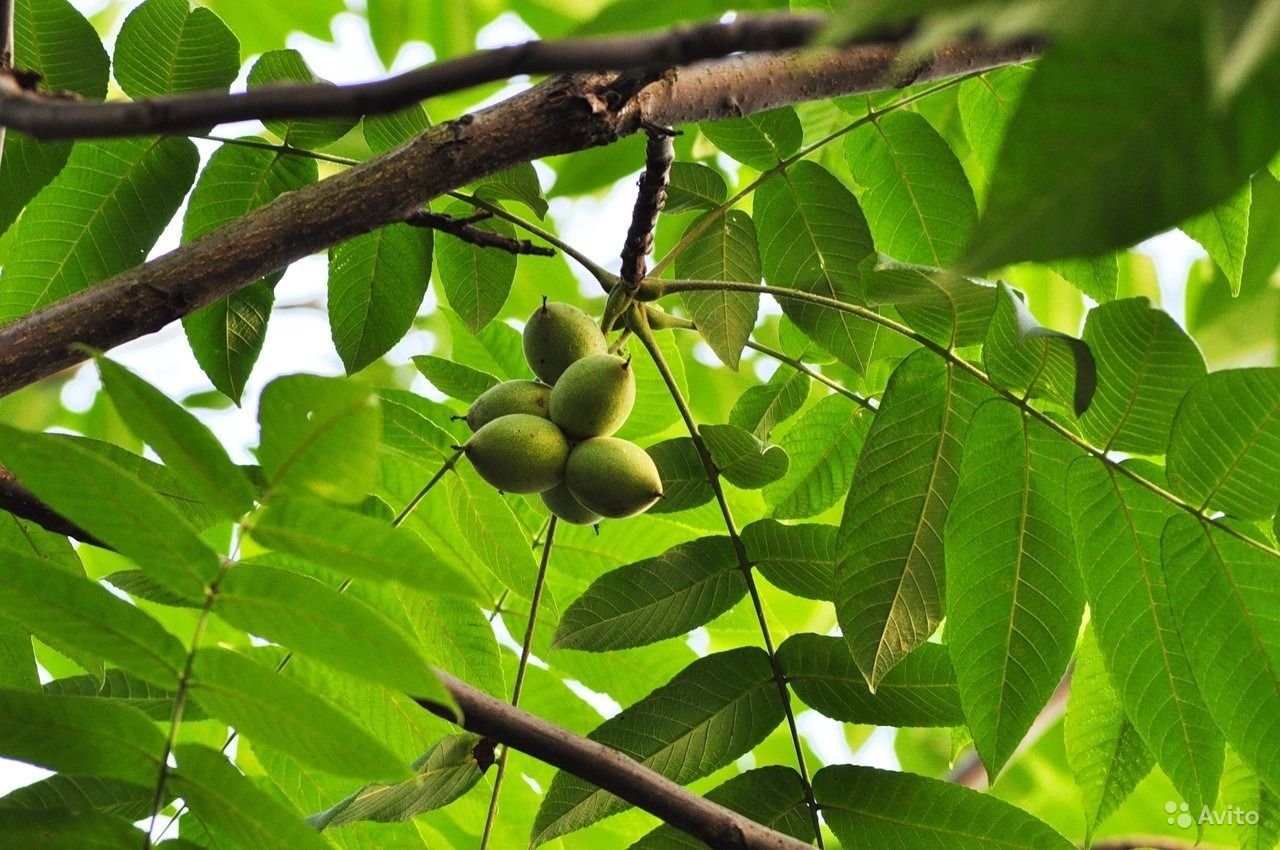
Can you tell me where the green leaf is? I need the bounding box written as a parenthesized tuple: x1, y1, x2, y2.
(42, 669, 197, 721)
(215, 563, 448, 702)
(676, 210, 760, 370)
(630, 766, 815, 848)
(247, 50, 358, 148)
(309, 733, 487, 828)
(945, 400, 1083, 776)
(170, 744, 333, 850)
(1161, 516, 1280, 797)
(182, 140, 317, 401)
(1182, 181, 1252, 296)
(249, 497, 485, 600)
(1222, 746, 1280, 850)
(257, 374, 381, 503)
(202, 0, 341, 57)
(984, 282, 1097, 416)
(473, 162, 549, 219)
(0, 427, 219, 598)
(435, 200, 517, 333)
(366, 0, 491, 61)
(114, 0, 239, 99)
(97, 357, 255, 520)
(0, 774, 152, 820)
(0, 545, 185, 687)
(845, 110, 978, 266)
(330, 224, 433, 373)
(0, 136, 199, 323)
(0, 0, 109, 236)
(447, 464, 546, 603)
(1167, 368, 1280, 519)
(862, 256, 997, 348)
(664, 162, 728, 213)
(838, 352, 984, 687)
(756, 161, 878, 374)
(961, 32, 1251, 272)
(363, 104, 431, 154)
(552, 536, 745, 651)
(189, 647, 409, 781)
(0, 688, 163, 784)
(412, 354, 499, 402)
(741, 519, 835, 600)
(645, 438, 714, 514)
(1068, 457, 1224, 813)
(764, 393, 869, 519)
(701, 423, 788, 488)
(956, 65, 1031, 188)
(815, 764, 1075, 849)
(531, 647, 785, 845)
(104, 570, 201, 609)
(1079, 297, 1208, 454)
(780, 634, 963, 726)
(1064, 626, 1154, 841)
(0, 810, 144, 849)
(1049, 253, 1120, 303)
(729, 367, 809, 440)
(699, 107, 803, 171)
(398, 591, 505, 697)
(378, 388, 458, 463)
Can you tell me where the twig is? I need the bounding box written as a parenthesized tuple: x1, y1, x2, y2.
(480, 517, 557, 849)
(406, 209, 555, 256)
(417, 670, 813, 850)
(630, 309, 825, 847)
(0, 13, 827, 140)
(657, 278, 1280, 560)
(620, 130, 676, 288)
(744, 339, 878, 413)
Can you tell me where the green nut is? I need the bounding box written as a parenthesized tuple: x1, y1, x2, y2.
(464, 413, 569, 494)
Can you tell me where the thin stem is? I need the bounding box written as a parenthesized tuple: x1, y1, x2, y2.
(393, 448, 464, 526)
(661, 278, 1280, 560)
(144, 559, 234, 849)
(648, 74, 976, 280)
(631, 310, 825, 847)
(743, 339, 877, 413)
(194, 133, 360, 166)
(0, 0, 13, 178)
(155, 450, 464, 843)
(480, 517, 557, 849)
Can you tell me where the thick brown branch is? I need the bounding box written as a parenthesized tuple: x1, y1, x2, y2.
(0, 465, 103, 545)
(406, 209, 555, 256)
(620, 130, 675, 288)
(418, 670, 813, 850)
(0, 39, 1038, 399)
(0, 13, 824, 140)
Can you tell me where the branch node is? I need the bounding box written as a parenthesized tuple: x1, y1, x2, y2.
(405, 210, 556, 257)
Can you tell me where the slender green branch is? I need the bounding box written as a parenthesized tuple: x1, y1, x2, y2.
(144, 558, 235, 849)
(194, 133, 359, 166)
(647, 73, 977, 280)
(631, 309, 825, 848)
(744, 339, 877, 412)
(393, 448, 464, 526)
(660, 278, 1280, 559)
(481, 517, 557, 849)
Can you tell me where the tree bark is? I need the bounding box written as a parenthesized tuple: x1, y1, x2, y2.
(0, 38, 1037, 398)
(419, 670, 814, 850)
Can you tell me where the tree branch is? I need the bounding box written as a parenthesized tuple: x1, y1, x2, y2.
(406, 209, 556, 256)
(418, 670, 813, 850)
(0, 465, 103, 544)
(0, 38, 1037, 399)
(0, 13, 826, 140)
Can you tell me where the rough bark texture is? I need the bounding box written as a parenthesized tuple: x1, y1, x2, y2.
(420, 670, 814, 850)
(0, 39, 1037, 399)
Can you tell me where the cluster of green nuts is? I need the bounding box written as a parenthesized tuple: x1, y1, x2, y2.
(459, 301, 664, 525)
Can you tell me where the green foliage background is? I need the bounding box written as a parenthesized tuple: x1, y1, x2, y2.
(0, 0, 1278, 848)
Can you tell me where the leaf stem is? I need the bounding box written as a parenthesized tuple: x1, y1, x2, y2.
(743, 338, 877, 413)
(393, 448, 464, 526)
(631, 310, 825, 847)
(480, 517, 557, 849)
(660, 278, 1280, 559)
